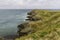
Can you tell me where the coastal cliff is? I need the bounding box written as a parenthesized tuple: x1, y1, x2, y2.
(16, 10, 60, 40)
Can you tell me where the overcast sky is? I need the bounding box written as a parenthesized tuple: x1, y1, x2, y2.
(0, 0, 60, 9)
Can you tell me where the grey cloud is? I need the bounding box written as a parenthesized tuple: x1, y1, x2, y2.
(0, 0, 60, 9)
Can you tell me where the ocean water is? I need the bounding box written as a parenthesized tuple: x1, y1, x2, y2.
(0, 9, 31, 36)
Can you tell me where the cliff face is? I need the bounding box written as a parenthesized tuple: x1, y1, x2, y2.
(16, 10, 60, 40)
(17, 22, 34, 36)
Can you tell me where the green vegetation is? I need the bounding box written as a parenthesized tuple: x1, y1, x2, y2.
(15, 10, 60, 40)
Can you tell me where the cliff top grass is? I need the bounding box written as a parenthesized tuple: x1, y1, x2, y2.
(15, 10, 60, 40)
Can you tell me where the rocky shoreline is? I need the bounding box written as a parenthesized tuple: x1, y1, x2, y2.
(2, 10, 60, 40)
(0, 34, 18, 40)
(15, 10, 60, 40)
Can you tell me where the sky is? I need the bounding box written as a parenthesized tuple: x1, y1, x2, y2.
(0, 0, 60, 9)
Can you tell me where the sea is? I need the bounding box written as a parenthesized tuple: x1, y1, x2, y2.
(0, 9, 31, 36)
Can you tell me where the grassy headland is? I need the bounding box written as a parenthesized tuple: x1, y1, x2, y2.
(15, 10, 60, 40)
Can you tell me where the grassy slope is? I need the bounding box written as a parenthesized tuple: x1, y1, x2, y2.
(15, 10, 60, 40)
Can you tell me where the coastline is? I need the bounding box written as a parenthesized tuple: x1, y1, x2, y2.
(0, 34, 19, 40)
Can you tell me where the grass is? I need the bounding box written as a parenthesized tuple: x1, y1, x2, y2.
(15, 10, 60, 40)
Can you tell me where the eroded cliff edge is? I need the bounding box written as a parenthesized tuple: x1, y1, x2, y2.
(16, 10, 60, 40)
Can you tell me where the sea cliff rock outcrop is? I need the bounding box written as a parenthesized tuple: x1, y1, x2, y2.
(17, 22, 33, 36)
(17, 10, 41, 37)
(16, 10, 60, 40)
(26, 10, 42, 21)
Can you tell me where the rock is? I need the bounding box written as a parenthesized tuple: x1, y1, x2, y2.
(27, 11, 36, 16)
(26, 16, 41, 21)
(27, 15, 32, 18)
(17, 10, 42, 37)
(17, 22, 28, 30)
(17, 22, 33, 36)
(3, 34, 19, 40)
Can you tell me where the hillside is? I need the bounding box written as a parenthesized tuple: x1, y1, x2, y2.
(15, 10, 60, 40)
